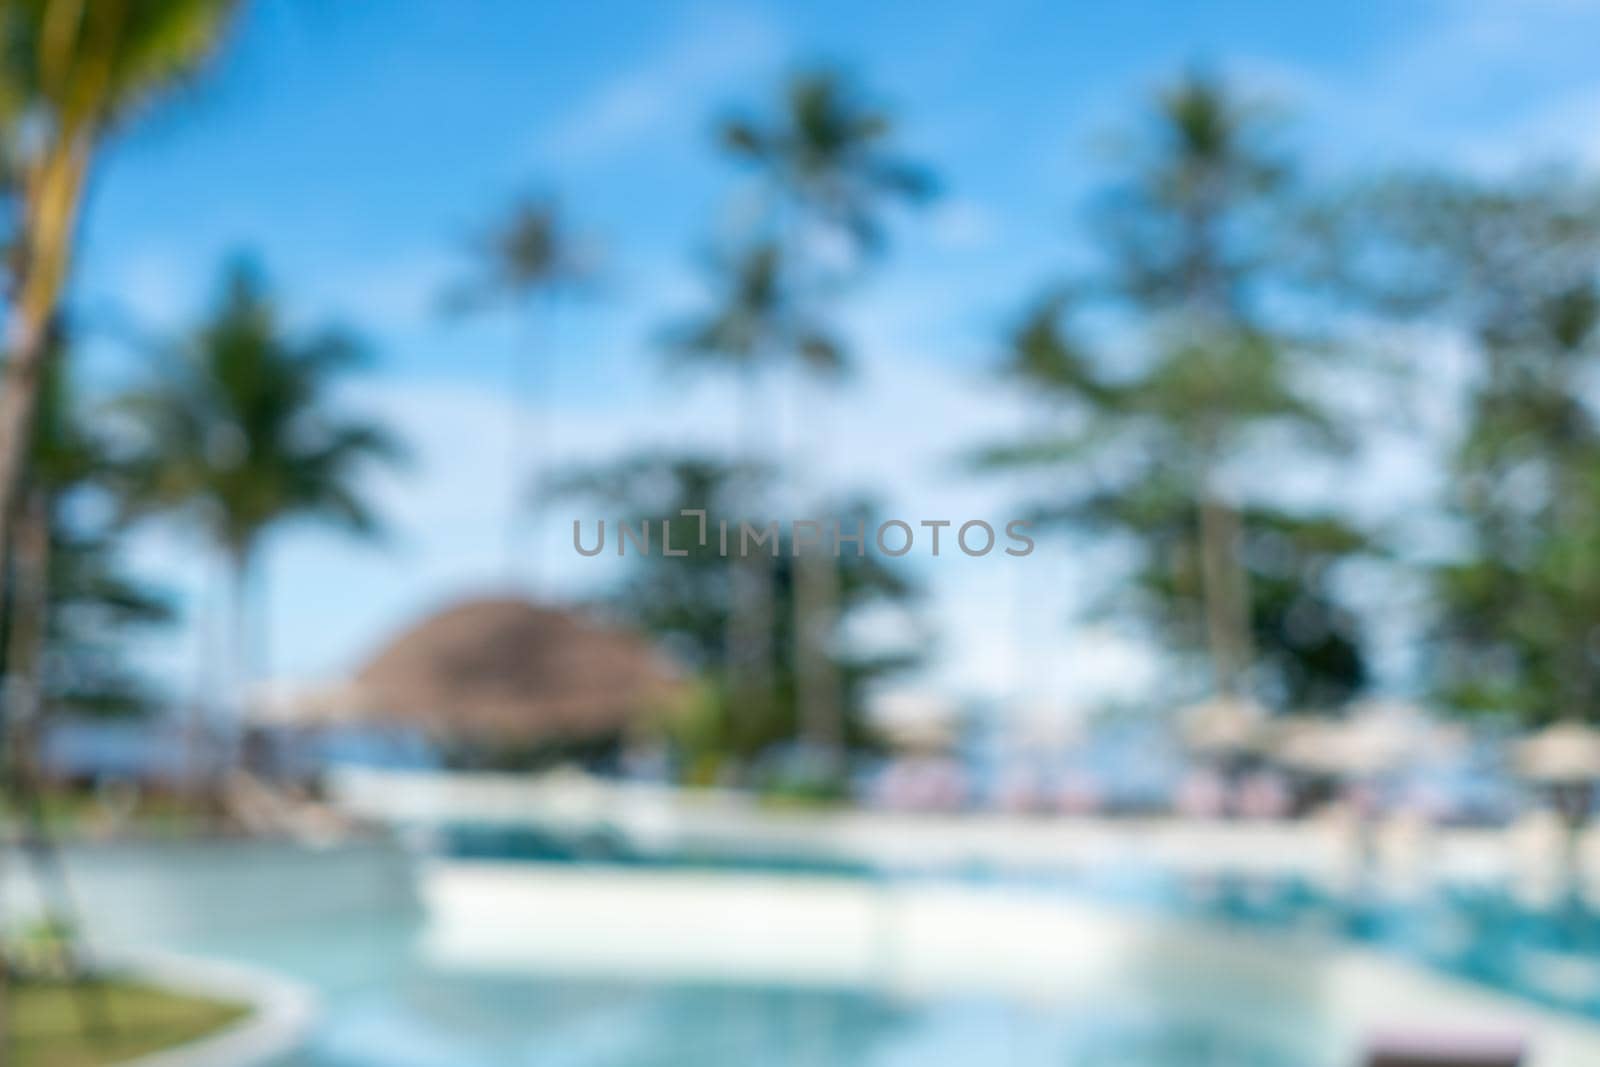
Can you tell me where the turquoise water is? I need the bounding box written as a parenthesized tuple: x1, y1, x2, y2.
(39, 842, 1327, 1067)
(435, 822, 1600, 1021)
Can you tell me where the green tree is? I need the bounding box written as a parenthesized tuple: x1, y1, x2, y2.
(663, 237, 845, 738)
(686, 66, 932, 759)
(114, 258, 404, 711)
(662, 239, 810, 743)
(443, 196, 594, 580)
(720, 67, 935, 257)
(666, 239, 846, 438)
(0, 0, 240, 616)
(552, 453, 922, 784)
(0, 328, 172, 1043)
(980, 71, 1364, 706)
(1, 330, 170, 778)
(1344, 174, 1600, 723)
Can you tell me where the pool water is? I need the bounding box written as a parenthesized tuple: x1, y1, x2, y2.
(1134, 871, 1600, 1018)
(47, 837, 1600, 1065)
(429, 819, 1600, 1020)
(30, 841, 1340, 1067)
(294, 979, 1304, 1067)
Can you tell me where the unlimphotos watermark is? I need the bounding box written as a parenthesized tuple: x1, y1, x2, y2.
(573, 512, 1035, 559)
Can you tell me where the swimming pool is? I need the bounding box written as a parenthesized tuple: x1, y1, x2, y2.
(27, 841, 1600, 1066)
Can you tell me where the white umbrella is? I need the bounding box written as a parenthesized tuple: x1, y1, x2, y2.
(1179, 696, 1268, 758)
(1271, 705, 1448, 781)
(871, 690, 963, 754)
(1515, 720, 1600, 786)
(1267, 715, 1343, 776)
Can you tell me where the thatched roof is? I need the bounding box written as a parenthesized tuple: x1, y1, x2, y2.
(347, 596, 680, 745)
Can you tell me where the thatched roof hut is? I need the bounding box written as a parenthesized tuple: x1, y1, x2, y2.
(346, 596, 680, 747)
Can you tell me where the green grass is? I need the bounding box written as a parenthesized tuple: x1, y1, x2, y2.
(2, 789, 213, 839)
(12, 977, 249, 1067)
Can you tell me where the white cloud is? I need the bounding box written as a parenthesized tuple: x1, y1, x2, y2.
(304, 253, 457, 336)
(927, 199, 1000, 251)
(1461, 87, 1600, 173)
(1314, 1, 1600, 171)
(539, 6, 786, 167)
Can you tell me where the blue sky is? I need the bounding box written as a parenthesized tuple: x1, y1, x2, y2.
(68, 0, 1600, 718)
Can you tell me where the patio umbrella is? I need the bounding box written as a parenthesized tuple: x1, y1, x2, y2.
(1265, 715, 1340, 777)
(1179, 696, 1268, 760)
(1513, 720, 1600, 894)
(1270, 704, 1442, 782)
(871, 690, 962, 754)
(1514, 720, 1600, 787)
(877, 718, 959, 755)
(1266, 705, 1449, 890)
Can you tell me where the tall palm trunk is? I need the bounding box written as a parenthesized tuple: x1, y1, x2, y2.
(1185, 195, 1253, 701)
(1550, 423, 1597, 718)
(200, 544, 252, 821)
(2, 485, 112, 1036)
(780, 201, 843, 770)
(506, 313, 536, 583)
(1198, 489, 1251, 697)
(5, 489, 52, 788)
(0, 144, 90, 1039)
(794, 379, 841, 762)
(729, 365, 774, 758)
(229, 547, 253, 730)
(0, 142, 90, 615)
(795, 552, 841, 750)
(183, 564, 220, 804)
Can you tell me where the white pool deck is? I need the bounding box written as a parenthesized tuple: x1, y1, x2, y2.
(331, 767, 1600, 900)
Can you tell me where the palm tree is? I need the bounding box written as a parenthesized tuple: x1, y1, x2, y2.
(668, 239, 845, 399)
(1104, 72, 1292, 699)
(552, 451, 925, 781)
(1346, 174, 1600, 724)
(721, 67, 935, 257)
(0, 320, 173, 1042)
(443, 195, 593, 583)
(981, 71, 1339, 703)
(115, 257, 403, 725)
(0, 0, 240, 614)
(663, 239, 840, 742)
(716, 67, 932, 759)
(2, 322, 170, 764)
